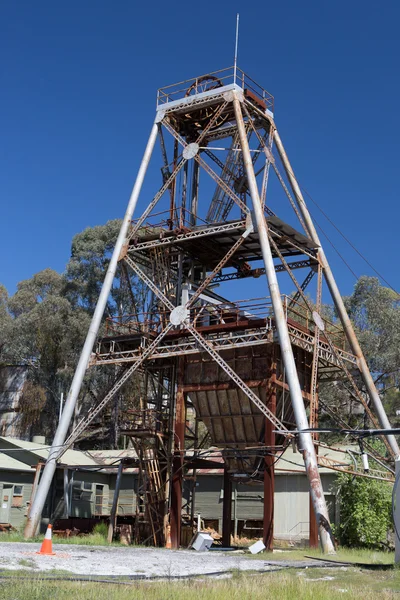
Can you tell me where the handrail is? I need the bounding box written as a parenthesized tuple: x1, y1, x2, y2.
(104, 294, 348, 353)
(156, 65, 274, 112)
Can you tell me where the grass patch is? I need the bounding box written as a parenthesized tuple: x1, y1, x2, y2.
(0, 530, 133, 547)
(246, 547, 394, 565)
(0, 531, 43, 544)
(0, 570, 397, 599)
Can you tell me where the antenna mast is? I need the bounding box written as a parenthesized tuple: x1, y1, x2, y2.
(234, 13, 239, 82)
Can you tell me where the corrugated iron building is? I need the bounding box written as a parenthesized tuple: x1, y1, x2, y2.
(188, 450, 339, 542)
(0, 437, 344, 542)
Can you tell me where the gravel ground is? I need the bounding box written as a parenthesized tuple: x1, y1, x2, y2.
(0, 543, 286, 578)
(0, 543, 342, 579)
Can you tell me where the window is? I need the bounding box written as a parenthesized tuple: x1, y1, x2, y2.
(12, 485, 24, 507)
(82, 482, 92, 491)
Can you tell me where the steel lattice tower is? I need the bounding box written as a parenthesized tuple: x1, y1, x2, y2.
(25, 67, 399, 553)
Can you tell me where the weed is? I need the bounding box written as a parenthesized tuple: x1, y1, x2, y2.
(17, 558, 37, 569)
(92, 522, 108, 538)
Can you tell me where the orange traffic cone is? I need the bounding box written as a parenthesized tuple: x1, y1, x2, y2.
(37, 524, 56, 555)
(165, 525, 172, 549)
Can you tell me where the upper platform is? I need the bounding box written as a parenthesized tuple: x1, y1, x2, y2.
(156, 66, 274, 116)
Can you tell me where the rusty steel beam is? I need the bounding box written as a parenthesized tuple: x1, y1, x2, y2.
(222, 466, 233, 547)
(170, 358, 185, 549)
(182, 379, 269, 393)
(263, 368, 276, 551)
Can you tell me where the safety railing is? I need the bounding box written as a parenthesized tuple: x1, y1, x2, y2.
(105, 295, 347, 351)
(156, 65, 274, 112)
(130, 207, 211, 235)
(121, 408, 170, 434)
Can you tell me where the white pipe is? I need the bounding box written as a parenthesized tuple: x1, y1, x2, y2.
(59, 392, 63, 423)
(233, 94, 335, 554)
(24, 120, 159, 538)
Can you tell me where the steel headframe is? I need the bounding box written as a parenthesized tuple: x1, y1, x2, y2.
(25, 67, 397, 556)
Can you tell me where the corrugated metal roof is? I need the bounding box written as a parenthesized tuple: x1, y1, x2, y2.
(87, 449, 138, 464)
(0, 438, 99, 467)
(0, 437, 353, 478)
(0, 438, 140, 470)
(0, 452, 32, 472)
(187, 446, 352, 476)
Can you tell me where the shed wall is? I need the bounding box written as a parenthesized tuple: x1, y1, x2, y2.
(0, 471, 34, 528)
(189, 472, 337, 538)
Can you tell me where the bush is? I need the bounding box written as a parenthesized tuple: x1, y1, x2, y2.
(337, 473, 392, 548)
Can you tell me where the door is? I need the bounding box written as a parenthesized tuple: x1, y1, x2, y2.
(0, 485, 13, 523)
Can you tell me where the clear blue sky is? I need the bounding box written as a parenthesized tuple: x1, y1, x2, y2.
(1, 0, 400, 299)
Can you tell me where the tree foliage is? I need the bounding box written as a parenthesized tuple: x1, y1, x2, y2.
(0, 221, 132, 441)
(65, 219, 121, 313)
(345, 276, 400, 378)
(337, 472, 392, 548)
(319, 277, 400, 432)
(1, 268, 91, 437)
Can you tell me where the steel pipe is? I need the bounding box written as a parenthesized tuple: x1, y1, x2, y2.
(24, 120, 159, 538)
(233, 93, 335, 554)
(273, 128, 400, 458)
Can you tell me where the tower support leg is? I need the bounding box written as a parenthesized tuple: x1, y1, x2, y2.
(24, 121, 159, 538)
(222, 467, 232, 547)
(309, 493, 319, 548)
(263, 372, 276, 551)
(233, 93, 335, 554)
(170, 359, 185, 549)
(273, 128, 399, 458)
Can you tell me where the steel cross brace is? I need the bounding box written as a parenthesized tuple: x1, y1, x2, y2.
(289, 270, 316, 307)
(124, 256, 175, 312)
(128, 157, 187, 241)
(125, 247, 288, 435)
(128, 102, 228, 243)
(260, 130, 273, 209)
(213, 259, 314, 284)
(268, 233, 317, 309)
(317, 455, 394, 482)
(184, 322, 289, 434)
(57, 322, 175, 460)
(270, 230, 322, 426)
(241, 102, 307, 232)
(310, 264, 322, 433)
(127, 221, 251, 315)
(274, 240, 391, 455)
(187, 225, 253, 308)
(323, 333, 394, 456)
(161, 119, 250, 217)
(202, 148, 236, 179)
(316, 398, 389, 464)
